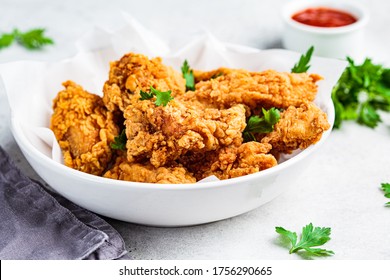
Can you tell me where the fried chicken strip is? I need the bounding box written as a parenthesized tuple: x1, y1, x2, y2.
(103, 53, 186, 112)
(260, 102, 330, 154)
(192, 68, 322, 109)
(182, 142, 277, 181)
(124, 99, 246, 168)
(103, 157, 196, 184)
(51, 81, 119, 175)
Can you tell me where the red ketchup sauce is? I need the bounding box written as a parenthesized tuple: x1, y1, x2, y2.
(292, 7, 358, 27)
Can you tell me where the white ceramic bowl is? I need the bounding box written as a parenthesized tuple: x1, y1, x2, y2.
(282, 0, 369, 58)
(10, 97, 335, 227)
(2, 27, 344, 227)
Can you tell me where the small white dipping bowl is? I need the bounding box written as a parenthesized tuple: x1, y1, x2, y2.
(282, 0, 369, 58)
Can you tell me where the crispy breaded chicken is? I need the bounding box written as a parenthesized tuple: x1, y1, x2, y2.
(103, 156, 196, 184)
(182, 142, 277, 180)
(50, 81, 119, 175)
(260, 102, 330, 154)
(193, 67, 235, 82)
(103, 53, 186, 112)
(192, 68, 322, 109)
(124, 98, 246, 167)
(51, 52, 330, 184)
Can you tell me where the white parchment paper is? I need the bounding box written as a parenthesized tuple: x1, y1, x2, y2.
(0, 15, 347, 180)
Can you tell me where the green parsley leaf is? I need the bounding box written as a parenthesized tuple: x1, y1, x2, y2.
(0, 33, 15, 49)
(358, 102, 381, 128)
(242, 131, 257, 142)
(276, 223, 334, 256)
(332, 57, 390, 129)
(210, 72, 223, 79)
(139, 86, 174, 106)
(111, 129, 127, 150)
(381, 69, 390, 87)
(13, 28, 54, 50)
(181, 60, 195, 91)
(0, 28, 54, 51)
(139, 90, 154, 100)
(151, 86, 174, 106)
(181, 59, 190, 74)
(291, 46, 314, 73)
(243, 108, 280, 142)
(275, 226, 298, 247)
(381, 183, 390, 207)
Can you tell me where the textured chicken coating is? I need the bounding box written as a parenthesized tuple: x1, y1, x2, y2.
(193, 67, 236, 82)
(192, 68, 322, 109)
(102, 53, 186, 112)
(260, 102, 330, 154)
(103, 157, 196, 184)
(124, 98, 246, 168)
(51, 81, 119, 175)
(182, 142, 277, 181)
(51, 52, 331, 184)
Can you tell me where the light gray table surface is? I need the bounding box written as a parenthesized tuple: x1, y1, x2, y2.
(1, 0, 389, 260)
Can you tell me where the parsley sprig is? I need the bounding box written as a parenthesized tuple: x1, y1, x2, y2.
(332, 57, 390, 129)
(140, 86, 174, 106)
(0, 28, 54, 50)
(381, 183, 390, 207)
(291, 46, 314, 73)
(276, 223, 334, 256)
(181, 60, 195, 91)
(243, 108, 280, 142)
(111, 129, 127, 150)
(210, 72, 223, 79)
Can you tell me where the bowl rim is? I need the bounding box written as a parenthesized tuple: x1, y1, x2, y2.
(282, 0, 370, 35)
(10, 98, 335, 191)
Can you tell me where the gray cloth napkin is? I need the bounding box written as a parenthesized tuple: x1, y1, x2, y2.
(0, 146, 129, 260)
